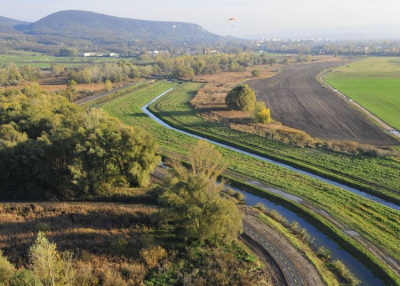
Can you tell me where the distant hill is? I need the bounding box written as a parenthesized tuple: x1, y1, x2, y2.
(14, 10, 224, 45)
(0, 16, 29, 33)
(0, 15, 28, 26)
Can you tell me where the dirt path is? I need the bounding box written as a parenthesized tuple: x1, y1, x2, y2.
(247, 63, 397, 145)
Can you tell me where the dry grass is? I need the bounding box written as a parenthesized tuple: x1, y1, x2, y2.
(0, 202, 156, 267)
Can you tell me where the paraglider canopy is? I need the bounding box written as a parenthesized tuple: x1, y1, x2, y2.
(228, 18, 237, 21)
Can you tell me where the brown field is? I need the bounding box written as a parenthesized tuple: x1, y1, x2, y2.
(246, 62, 397, 145)
(192, 56, 344, 122)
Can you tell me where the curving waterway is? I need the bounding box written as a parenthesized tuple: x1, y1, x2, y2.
(142, 87, 395, 286)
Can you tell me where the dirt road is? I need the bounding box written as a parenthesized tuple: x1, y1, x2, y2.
(247, 63, 397, 145)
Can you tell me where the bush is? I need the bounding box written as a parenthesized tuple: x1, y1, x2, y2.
(111, 238, 129, 254)
(35, 222, 51, 232)
(251, 69, 260, 77)
(226, 84, 256, 111)
(254, 101, 271, 123)
(139, 246, 167, 268)
(104, 79, 113, 92)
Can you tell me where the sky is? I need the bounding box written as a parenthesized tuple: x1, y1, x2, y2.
(1, 0, 400, 37)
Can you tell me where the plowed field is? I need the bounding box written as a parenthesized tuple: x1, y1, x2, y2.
(247, 63, 397, 145)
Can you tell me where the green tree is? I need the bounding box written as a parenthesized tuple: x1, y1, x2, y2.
(69, 109, 160, 195)
(58, 48, 78, 57)
(251, 69, 260, 77)
(254, 101, 272, 124)
(158, 140, 242, 245)
(104, 79, 113, 92)
(226, 84, 256, 111)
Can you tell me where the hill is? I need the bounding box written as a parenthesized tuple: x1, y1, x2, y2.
(0, 16, 29, 34)
(0, 15, 28, 26)
(15, 10, 223, 45)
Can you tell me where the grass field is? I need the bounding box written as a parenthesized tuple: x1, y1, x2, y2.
(100, 81, 400, 285)
(325, 57, 400, 130)
(0, 50, 121, 68)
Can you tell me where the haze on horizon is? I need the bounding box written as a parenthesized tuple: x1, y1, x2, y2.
(1, 0, 400, 38)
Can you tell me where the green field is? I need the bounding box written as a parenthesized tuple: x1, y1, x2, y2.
(100, 81, 400, 285)
(0, 50, 121, 68)
(325, 57, 400, 130)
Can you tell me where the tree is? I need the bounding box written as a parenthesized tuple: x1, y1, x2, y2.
(65, 80, 77, 102)
(158, 140, 242, 245)
(104, 79, 113, 92)
(0, 250, 15, 284)
(29, 232, 77, 286)
(226, 84, 256, 111)
(251, 69, 260, 77)
(69, 109, 160, 194)
(58, 48, 78, 57)
(254, 101, 272, 124)
(29, 231, 62, 285)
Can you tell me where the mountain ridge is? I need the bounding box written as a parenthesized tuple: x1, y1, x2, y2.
(12, 10, 224, 45)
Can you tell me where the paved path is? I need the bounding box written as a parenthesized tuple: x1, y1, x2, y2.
(243, 223, 306, 286)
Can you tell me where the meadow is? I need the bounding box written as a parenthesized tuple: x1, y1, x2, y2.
(0, 50, 121, 68)
(325, 57, 400, 130)
(101, 81, 400, 285)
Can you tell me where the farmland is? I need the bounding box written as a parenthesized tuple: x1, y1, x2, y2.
(246, 62, 397, 145)
(101, 81, 400, 285)
(150, 82, 400, 205)
(325, 57, 400, 131)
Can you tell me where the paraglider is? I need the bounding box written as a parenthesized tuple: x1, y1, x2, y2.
(228, 18, 237, 28)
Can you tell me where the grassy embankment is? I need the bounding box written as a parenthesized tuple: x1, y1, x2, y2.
(101, 81, 400, 285)
(325, 57, 400, 131)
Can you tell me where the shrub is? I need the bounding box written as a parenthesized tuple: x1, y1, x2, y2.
(254, 101, 271, 123)
(251, 69, 260, 77)
(140, 246, 167, 268)
(111, 238, 129, 254)
(36, 222, 51, 232)
(104, 79, 113, 92)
